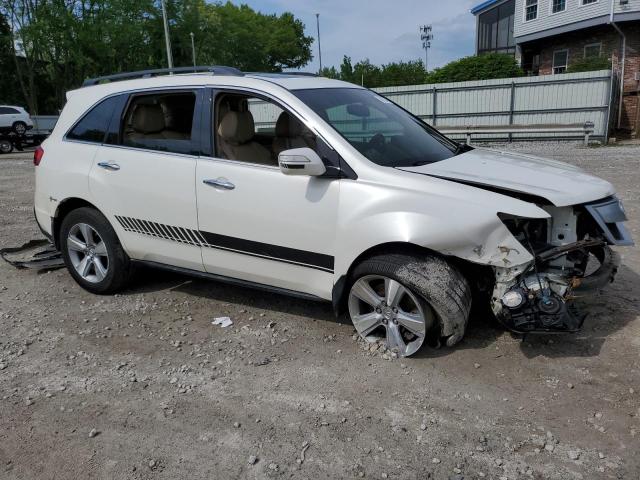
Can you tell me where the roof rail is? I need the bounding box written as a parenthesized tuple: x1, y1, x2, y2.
(246, 71, 319, 77)
(82, 66, 243, 87)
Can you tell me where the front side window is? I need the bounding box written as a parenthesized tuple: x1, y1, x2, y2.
(67, 96, 121, 143)
(121, 91, 197, 155)
(553, 49, 569, 74)
(293, 88, 457, 168)
(214, 92, 319, 167)
(551, 0, 566, 13)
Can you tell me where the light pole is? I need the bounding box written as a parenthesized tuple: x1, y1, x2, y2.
(315, 13, 322, 73)
(161, 0, 174, 69)
(419, 25, 433, 72)
(190, 32, 196, 67)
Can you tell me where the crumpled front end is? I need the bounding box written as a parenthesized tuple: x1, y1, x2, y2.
(492, 196, 632, 334)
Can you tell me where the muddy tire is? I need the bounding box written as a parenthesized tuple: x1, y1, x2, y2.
(59, 207, 133, 294)
(349, 253, 472, 355)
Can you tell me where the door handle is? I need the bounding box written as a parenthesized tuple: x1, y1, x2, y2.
(203, 178, 235, 190)
(97, 162, 120, 171)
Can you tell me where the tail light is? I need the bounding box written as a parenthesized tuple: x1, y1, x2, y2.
(33, 146, 44, 166)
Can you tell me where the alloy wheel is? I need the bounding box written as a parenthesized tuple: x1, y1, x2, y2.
(13, 123, 26, 135)
(66, 223, 109, 283)
(348, 275, 432, 357)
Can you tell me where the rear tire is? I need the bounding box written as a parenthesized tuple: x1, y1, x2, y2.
(348, 253, 472, 356)
(12, 121, 27, 135)
(59, 207, 133, 294)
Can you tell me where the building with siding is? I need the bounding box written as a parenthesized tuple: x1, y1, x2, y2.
(471, 0, 639, 137)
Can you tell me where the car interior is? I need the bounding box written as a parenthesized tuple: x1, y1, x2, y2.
(215, 93, 315, 166)
(123, 92, 195, 143)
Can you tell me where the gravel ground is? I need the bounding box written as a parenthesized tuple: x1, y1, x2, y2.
(1, 142, 639, 480)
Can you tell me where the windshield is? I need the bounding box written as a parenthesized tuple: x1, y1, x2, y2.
(293, 88, 458, 167)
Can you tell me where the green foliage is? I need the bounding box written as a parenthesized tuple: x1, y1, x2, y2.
(321, 53, 522, 88)
(566, 55, 611, 73)
(0, 0, 313, 113)
(324, 55, 427, 88)
(425, 53, 523, 84)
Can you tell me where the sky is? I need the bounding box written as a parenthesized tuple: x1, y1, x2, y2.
(229, 0, 479, 72)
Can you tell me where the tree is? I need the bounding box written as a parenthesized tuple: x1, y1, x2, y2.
(426, 53, 523, 84)
(0, 0, 313, 113)
(0, 12, 23, 106)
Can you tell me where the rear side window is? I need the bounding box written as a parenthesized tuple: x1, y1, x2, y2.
(121, 91, 197, 155)
(67, 96, 120, 143)
(0, 107, 19, 114)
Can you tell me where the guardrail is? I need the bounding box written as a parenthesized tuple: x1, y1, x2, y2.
(437, 122, 595, 146)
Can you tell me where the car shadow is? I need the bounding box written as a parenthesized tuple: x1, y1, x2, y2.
(121, 262, 639, 360)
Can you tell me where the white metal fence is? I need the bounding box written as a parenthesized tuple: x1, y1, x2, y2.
(373, 70, 613, 142)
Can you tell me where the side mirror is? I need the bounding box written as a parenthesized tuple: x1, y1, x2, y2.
(278, 147, 326, 176)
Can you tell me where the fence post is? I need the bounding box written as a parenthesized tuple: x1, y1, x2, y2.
(508, 81, 515, 143)
(432, 86, 437, 126)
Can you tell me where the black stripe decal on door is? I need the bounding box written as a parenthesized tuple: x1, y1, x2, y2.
(114, 215, 334, 273)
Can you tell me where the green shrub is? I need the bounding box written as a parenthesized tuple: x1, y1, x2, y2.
(426, 53, 523, 84)
(566, 56, 611, 73)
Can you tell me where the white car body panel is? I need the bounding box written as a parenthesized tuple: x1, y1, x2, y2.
(399, 148, 614, 207)
(89, 145, 204, 272)
(195, 157, 338, 299)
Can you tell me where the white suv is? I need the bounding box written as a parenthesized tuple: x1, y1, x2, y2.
(0, 105, 34, 135)
(33, 67, 633, 357)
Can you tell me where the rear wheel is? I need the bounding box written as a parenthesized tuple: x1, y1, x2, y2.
(348, 253, 471, 357)
(60, 207, 133, 294)
(12, 121, 26, 135)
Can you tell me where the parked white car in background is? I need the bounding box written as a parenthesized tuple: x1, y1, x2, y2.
(32, 67, 633, 357)
(0, 105, 34, 135)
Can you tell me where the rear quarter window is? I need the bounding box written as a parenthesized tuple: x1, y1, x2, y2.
(66, 96, 122, 143)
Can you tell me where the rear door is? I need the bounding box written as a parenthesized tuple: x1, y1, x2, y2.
(89, 88, 205, 271)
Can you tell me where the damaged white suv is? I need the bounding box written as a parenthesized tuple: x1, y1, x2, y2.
(33, 67, 633, 357)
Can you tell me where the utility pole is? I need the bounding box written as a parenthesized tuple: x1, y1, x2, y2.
(419, 25, 433, 72)
(316, 13, 323, 73)
(190, 32, 196, 67)
(161, 0, 174, 69)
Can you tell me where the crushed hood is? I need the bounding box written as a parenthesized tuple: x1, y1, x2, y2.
(398, 148, 614, 207)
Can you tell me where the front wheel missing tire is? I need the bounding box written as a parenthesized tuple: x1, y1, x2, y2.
(348, 253, 472, 357)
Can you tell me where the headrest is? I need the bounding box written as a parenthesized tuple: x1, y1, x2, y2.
(132, 104, 165, 134)
(275, 112, 304, 138)
(218, 110, 255, 145)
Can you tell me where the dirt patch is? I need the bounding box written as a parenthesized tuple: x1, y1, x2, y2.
(1, 144, 639, 479)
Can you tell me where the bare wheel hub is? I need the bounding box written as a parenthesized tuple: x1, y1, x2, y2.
(348, 275, 433, 357)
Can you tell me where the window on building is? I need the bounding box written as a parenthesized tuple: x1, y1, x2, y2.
(584, 43, 602, 58)
(551, 0, 566, 13)
(477, 0, 515, 55)
(552, 49, 569, 74)
(121, 91, 197, 155)
(581, 0, 598, 5)
(525, 0, 538, 21)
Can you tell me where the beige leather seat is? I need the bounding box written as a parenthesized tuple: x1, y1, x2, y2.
(272, 112, 314, 156)
(127, 104, 187, 141)
(217, 110, 273, 165)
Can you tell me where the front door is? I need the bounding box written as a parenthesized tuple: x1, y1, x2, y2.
(89, 88, 205, 271)
(195, 90, 339, 299)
